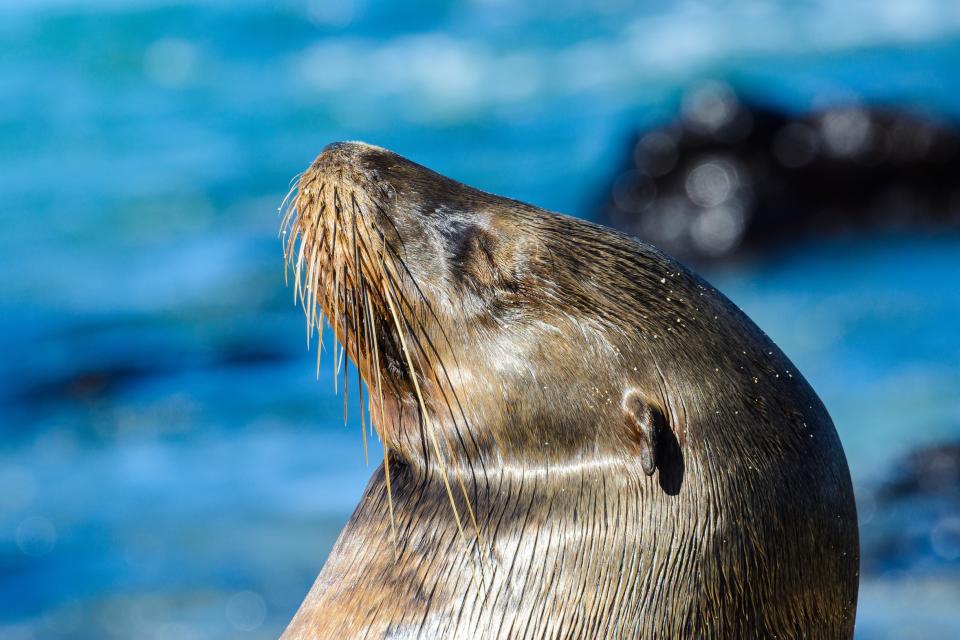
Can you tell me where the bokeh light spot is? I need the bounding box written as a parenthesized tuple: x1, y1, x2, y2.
(685, 158, 739, 207)
(682, 81, 739, 135)
(690, 204, 746, 256)
(820, 108, 873, 157)
(15, 516, 57, 557)
(225, 591, 267, 631)
(931, 517, 960, 561)
(143, 39, 200, 88)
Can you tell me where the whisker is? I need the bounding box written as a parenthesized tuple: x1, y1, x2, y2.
(331, 186, 342, 394)
(350, 196, 370, 464)
(381, 277, 466, 537)
(383, 445, 397, 556)
(282, 169, 486, 570)
(345, 214, 486, 551)
(379, 270, 484, 553)
(375, 253, 486, 461)
(366, 284, 397, 546)
(363, 207, 478, 454)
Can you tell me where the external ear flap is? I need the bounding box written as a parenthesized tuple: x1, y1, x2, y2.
(623, 389, 664, 476)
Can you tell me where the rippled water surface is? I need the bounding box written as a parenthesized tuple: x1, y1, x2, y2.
(2, 1, 960, 638)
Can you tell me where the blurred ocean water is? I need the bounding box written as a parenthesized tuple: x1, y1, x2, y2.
(1, 1, 959, 638)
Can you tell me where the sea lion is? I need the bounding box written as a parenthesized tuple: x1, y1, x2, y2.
(277, 141, 859, 639)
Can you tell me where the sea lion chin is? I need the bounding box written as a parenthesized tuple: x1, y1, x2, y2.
(277, 141, 859, 639)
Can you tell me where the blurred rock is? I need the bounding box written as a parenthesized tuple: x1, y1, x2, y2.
(881, 442, 960, 503)
(860, 441, 960, 576)
(596, 82, 960, 263)
(6, 325, 292, 409)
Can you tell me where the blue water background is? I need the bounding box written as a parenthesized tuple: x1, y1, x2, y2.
(1, 1, 959, 638)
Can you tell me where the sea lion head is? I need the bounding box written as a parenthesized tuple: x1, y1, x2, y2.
(279, 142, 860, 639)
(283, 141, 705, 482)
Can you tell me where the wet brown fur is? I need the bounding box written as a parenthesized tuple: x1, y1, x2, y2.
(278, 142, 859, 639)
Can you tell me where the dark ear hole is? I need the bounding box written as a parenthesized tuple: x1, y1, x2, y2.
(623, 391, 665, 476)
(623, 389, 684, 494)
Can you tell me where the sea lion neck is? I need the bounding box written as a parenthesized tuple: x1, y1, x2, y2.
(281, 459, 678, 639)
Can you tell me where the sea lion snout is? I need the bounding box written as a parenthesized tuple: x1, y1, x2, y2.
(321, 140, 369, 154)
(316, 140, 389, 165)
(307, 141, 401, 203)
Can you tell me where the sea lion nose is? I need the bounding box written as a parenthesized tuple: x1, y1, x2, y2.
(321, 140, 377, 157)
(314, 141, 386, 174)
(321, 141, 352, 154)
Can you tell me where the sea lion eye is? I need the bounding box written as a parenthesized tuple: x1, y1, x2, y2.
(451, 225, 515, 293)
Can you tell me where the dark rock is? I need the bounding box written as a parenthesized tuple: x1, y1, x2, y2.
(859, 441, 960, 577)
(881, 442, 960, 503)
(596, 82, 960, 263)
(5, 326, 294, 409)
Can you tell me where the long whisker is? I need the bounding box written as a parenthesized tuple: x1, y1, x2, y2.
(331, 187, 342, 394)
(282, 170, 487, 572)
(367, 207, 487, 472)
(381, 278, 468, 544)
(374, 202, 466, 368)
(381, 275, 489, 590)
(354, 218, 476, 444)
(379, 269, 484, 552)
(344, 213, 485, 551)
(341, 265, 349, 426)
(374, 247, 487, 467)
(365, 288, 395, 545)
(306, 198, 328, 348)
(351, 195, 369, 464)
